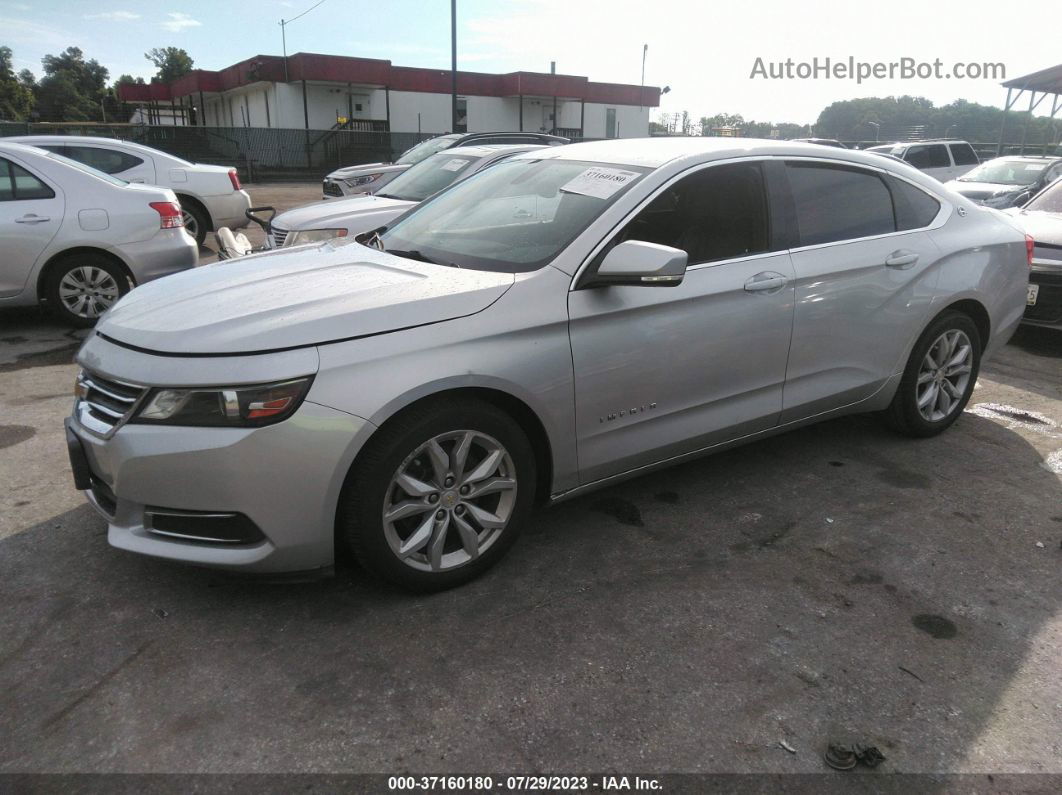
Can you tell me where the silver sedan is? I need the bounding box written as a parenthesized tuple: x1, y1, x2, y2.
(67, 139, 1029, 590)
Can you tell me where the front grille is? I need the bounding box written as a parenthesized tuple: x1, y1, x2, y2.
(269, 225, 289, 247)
(323, 179, 343, 197)
(75, 370, 146, 436)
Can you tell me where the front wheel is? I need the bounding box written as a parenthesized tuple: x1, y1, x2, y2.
(884, 311, 981, 437)
(45, 254, 130, 327)
(339, 399, 536, 591)
(178, 199, 209, 247)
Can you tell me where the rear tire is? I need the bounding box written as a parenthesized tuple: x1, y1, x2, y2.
(45, 254, 130, 328)
(177, 197, 209, 247)
(338, 398, 536, 592)
(884, 311, 981, 438)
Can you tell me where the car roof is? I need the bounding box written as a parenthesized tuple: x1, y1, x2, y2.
(983, 155, 1061, 162)
(0, 140, 50, 156)
(514, 136, 919, 170)
(444, 143, 547, 158)
(7, 135, 158, 156)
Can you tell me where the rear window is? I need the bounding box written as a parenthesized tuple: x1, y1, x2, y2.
(905, 145, 950, 169)
(949, 143, 979, 166)
(889, 177, 941, 230)
(62, 145, 144, 175)
(0, 158, 55, 201)
(46, 152, 127, 186)
(786, 162, 895, 246)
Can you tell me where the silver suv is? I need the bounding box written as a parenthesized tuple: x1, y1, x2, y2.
(66, 139, 1029, 591)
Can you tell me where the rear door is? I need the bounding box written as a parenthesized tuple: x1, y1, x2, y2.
(568, 159, 795, 483)
(781, 160, 943, 421)
(905, 144, 952, 181)
(0, 156, 64, 297)
(948, 142, 980, 179)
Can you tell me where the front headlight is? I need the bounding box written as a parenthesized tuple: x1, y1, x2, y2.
(132, 378, 313, 427)
(345, 173, 382, 188)
(285, 228, 348, 247)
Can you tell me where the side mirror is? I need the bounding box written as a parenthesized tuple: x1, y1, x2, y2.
(591, 240, 688, 287)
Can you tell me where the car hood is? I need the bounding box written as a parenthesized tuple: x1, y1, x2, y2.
(1006, 209, 1062, 246)
(326, 163, 408, 179)
(96, 241, 515, 355)
(272, 195, 417, 232)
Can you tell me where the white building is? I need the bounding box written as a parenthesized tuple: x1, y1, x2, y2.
(118, 53, 660, 139)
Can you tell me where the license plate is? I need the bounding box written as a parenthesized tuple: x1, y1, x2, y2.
(1027, 284, 1039, 306)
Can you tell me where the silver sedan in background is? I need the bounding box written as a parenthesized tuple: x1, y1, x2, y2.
(269, 144, 546, 248)
(0, 141, 197, 326)
(67, 139, 1028, 590)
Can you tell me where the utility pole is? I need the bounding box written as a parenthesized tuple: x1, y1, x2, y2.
(640, 44, 647, 109)
(450, 0, 458, 132)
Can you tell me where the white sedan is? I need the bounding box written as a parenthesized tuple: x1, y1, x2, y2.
(0, 141, 197, 326)
(7, 135, 251, 246)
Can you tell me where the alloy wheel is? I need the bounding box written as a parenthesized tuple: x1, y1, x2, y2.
(382, 430, 517, 572)
(916, 329, 973, 422)
(181, 210, 198, 240)
(57, 266, 121, 319)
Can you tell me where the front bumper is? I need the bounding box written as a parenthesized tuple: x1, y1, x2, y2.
(68, 399, 369, 573)
(121, 229, 198, 285)
(1024, 266, 1062, 328)
(205, 190, 252, 230)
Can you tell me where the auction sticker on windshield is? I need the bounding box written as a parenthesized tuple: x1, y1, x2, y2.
(561, 166, 640, 199)
(441, 158, 470, 172)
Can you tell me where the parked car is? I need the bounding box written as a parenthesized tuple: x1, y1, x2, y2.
(790, 138, 847, 148)
(945, 156, 1062, 209)
(321, 131, 569, 199)
(66, 139, 1029, 590)
(1004, 175, 1062, 328)
(866, 140, 980, 181)
(0, 141, 197, 326)
(271, 144, 545, 248)
(6, 135, 251, 246)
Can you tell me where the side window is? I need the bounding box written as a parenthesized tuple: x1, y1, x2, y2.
(63, 145, 142, 175)
(888, 177, 942, 231)
(904, 146, 931, 169)
(3, 160, 55, 200)
(927, 145, 950, 168)
(949, 143, 979, 166)
(786, 162, 895, 246)
(617, 162, 770, 265)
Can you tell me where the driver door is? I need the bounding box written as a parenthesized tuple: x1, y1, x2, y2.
(567, 160, 796, 485)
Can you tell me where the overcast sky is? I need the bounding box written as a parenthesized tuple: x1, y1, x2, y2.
(0, 0, 1054, 125)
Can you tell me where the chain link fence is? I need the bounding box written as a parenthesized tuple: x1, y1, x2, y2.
(0, 123, 440, 182)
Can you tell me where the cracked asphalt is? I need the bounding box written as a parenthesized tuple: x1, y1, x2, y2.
(1, 184, 1060, 777)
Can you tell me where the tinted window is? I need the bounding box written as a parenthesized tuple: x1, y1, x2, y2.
(0, 159, 55, 201)
(379, 153, 479, 202)
(927, 145, 950, 168)
(786, 162, 895, 245)
(616, 162, 770, 264)
(949, 143, 979, 166)
(889, 177, 941, 230)
(63, 145, 144, 174)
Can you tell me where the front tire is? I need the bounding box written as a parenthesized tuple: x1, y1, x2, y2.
(45, 254, 130, 328)
(884, 311, 981, 437)
(338, 398, 536, 592)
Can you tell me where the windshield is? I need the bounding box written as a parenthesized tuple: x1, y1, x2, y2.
(378, 152, 479, 202)
(1024, 178, 1062, 213)
(46, 152, 127, 186)
(958, 160, 1047, 185)
(377, 158, 647, 272)
(395, 135, 462, 166)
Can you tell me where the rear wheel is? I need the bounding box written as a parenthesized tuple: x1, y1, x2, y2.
(884, 311, 981, 437)
(177, 197, 209, 247)
(45, 254, 130, 327)
(339, 399, 535, 591)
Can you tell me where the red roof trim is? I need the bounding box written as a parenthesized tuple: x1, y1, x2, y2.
(118, 52, 660, 107)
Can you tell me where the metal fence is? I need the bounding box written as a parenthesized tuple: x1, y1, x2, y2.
(0, 123, 441, 182)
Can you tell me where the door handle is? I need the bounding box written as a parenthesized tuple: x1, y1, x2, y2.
(15, 214, 51, 224)
(885, 250, 919, 269)
(744, 272, 788, 293)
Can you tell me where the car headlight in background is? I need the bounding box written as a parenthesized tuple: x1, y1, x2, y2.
(133, 378, 313, 427)
(285, 228, 348, 247)
(345, 173, 382, 188)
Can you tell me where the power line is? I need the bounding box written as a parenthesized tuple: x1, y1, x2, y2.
(281, 0, 328, 26)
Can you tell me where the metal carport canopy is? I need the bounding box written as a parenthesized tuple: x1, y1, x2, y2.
(997, 63, 1062, 155)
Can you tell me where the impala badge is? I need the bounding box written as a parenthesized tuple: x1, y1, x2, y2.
(600, 402, 657, 423)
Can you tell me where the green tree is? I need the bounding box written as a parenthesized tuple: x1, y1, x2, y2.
(116, 74, 146, 85)
(0, 46, 35, 120)
(34, 47, 109, 121)
(145, 47, 194, 84)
